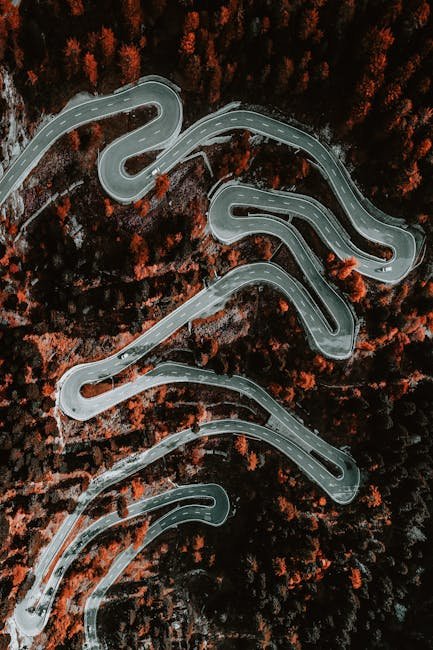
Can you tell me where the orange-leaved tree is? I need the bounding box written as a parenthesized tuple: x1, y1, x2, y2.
(67, 0, 84, 16)
(234, 434, 248, 456)
(100, 26, 116, 63)
(119, 43, 141, 84)
(64, 37, 81, 77)
(154, 173, 170, 198)
(83, 52, 97, 86)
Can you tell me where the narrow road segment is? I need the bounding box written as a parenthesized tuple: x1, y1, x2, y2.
(13, 417, 358, 641)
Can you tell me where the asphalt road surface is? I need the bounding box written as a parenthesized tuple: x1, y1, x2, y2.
(57, 361, 358, 497)
(96, 84, 422, 285)
(6, 75, 419, 646)
(0, 76, 422, 284)
(208, 181, 420, 283)
(13, 417, 359, 641)
(14, 481, 229, 642)
(83, 483, 230, 650)
(57, 256, 357, 413)
(0, 76, 182, 211)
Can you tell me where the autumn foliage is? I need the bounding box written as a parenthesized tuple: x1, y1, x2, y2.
(4, 2, 433, 648)
(350, 567, 362, 589)
(234, 434, 248, 457)
(100, 26, 116, 63)
(119, 43, 141, 84)
(154, 174, 170, 199)
(67, 0, 84, 17)
(83, 52, 97, 86)
(64, 37, 81, 77)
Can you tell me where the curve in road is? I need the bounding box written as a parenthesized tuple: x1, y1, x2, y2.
(0, 76, 422, 285)
(57, 360, 359, 499)
(207, 181, 358, 349)
(83, 483, 230, 650)
(96, 90, 422, 285)
(14, 481, 229, 642)
(208, 181, 418, 284)
(0, 76, 182, 211)
(57, 259, 356, 424)
(13, 417, 358, 640)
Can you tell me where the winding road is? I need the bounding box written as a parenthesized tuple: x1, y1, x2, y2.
(83, 483, 230, 650)
(57, 361, 359, 499)
(13, 416, 358, 642)
(1, 76, 422, 284)
(56, 258, 357, 422)
(7, 75, 421, 647)
(208, 181, 420, 283)
(15, 480, 230, 643)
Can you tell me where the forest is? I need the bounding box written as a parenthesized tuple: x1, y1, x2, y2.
(1, 0, 433, 648)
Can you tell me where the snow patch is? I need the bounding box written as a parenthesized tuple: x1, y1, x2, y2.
(5, 617, 32, 650)
(68, 214, 84, 248)
(249, 133, 266, 146)
(407, 525, 426, 544)
(62, 91, 95, 113)
(0, 67, 30, 223)
(394, 603, 407, 622)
